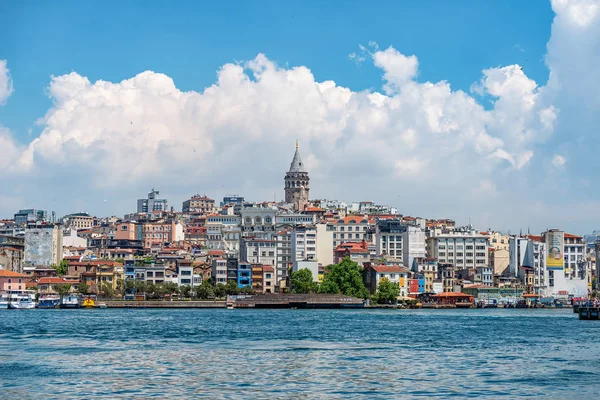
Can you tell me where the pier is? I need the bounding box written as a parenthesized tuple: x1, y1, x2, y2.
(578, 306, 600, 320)
(232, 294, 365, 309)
(102, 300, 226, 308)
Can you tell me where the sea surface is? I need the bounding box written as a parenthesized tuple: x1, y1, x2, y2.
(0, 308, 598, 399)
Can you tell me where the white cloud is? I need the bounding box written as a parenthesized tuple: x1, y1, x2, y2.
(372, 47, 419, 94)
(2, 0, 600, 233)
(552, 154, 567, 167)
(0, 60, 14, 105)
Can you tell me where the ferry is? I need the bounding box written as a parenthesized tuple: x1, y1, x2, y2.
(38, 293, 61, 309)
(60, 293, 81, 309)
(8, 290, 36, 309)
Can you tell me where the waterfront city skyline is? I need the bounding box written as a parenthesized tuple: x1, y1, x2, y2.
(1, 0, 600, 234)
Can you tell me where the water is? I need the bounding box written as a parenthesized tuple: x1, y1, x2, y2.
(0, 308, 598, 399)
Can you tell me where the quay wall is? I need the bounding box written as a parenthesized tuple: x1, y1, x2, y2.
(103, 300, 226, 308)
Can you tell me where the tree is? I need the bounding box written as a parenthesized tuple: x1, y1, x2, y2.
(53, 259, 69, 276)
(373, 277, 400, 304)
(180, 285, 192, 298)
(195, 281, 215, 299)
(291, 268, 318, 294)
(77, 282, 89, 295)
(319, 257, 369, 299)
(225, 280, 240, 295)
(99, 283, 115, 299)
(55, 284, 72, 298)
(215, 283, 227, 299)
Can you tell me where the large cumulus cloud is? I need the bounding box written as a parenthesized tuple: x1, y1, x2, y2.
(1, 0, 599, 233)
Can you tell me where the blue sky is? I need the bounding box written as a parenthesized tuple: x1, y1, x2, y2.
(1, 0, 554, 141)
(1, 0, 599, 234)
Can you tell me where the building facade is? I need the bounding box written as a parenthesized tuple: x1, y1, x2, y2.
(137, 189, 168, 213)
(182, 195, 215, 214)
(24, 225, 63, 267)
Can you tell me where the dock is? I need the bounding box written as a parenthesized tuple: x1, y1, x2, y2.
(232, 294, 365, 308)
(578, 306, 600, 320)
(102, 300, 226, 308)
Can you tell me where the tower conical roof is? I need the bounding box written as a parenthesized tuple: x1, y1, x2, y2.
(288, 141, 306, 173)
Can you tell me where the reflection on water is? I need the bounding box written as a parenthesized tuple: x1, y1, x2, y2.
(1, 309, 598, 398)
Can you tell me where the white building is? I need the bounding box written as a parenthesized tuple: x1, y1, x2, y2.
(427, 230, 488, 271)
(275, 213, 317, 227)
(240, 238, 277, 266)
(62, 228, 87, 248)
(275, 229, 292, 285)
(331, 216, 370, 248)
(240, 207, 277, 236)
(211, 258, 228, 285)
(541, 230, 588, 298)
(292, 260, 319, 282)
(205, 215, 241, 254)
(290, 224, 333, 267)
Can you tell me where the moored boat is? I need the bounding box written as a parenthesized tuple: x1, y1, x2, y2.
(60, 293, 81, 309)
(8, 291, 36, 309)
(38, 293, 61, 309)
(82, 296, 95, 308)
(0, 292, 9, 309)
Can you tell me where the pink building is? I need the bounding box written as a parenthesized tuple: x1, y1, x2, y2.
(115, 222, 140, 240)
(0, 270, 28, 291)
(142, 221, 184, 249)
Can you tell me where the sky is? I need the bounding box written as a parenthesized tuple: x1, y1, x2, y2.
(0, 0, 599, 234)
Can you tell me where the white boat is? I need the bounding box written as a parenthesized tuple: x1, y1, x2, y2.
(0, 293, 9, 309)
(8, 291, 36, 309)
(60, 293, 81, 308)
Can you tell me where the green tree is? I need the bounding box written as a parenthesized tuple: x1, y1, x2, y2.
(99, 283, 115, 299)
(180, 285, 192, 298)
(373, 277, 400, 304)
(195, 281, 215, 299)
(215, 283, 227, 299)
(55, 284, 72, 298)
(225, 280, 240, 295)
(290, 268, 318, 294)
(53, 259, 69, 276)
(319, 257, 369, 299)
(77, 282, 89, 295)
(163, 282, 179, 295)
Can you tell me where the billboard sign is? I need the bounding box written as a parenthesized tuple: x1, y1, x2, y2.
(546, 231, 564, 270)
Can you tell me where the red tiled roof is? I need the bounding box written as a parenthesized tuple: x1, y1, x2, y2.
(525, 235, 543, 242)
(335, 216, 368, 224)
(0, 270, 28, 278)
(564, 233, 582, 239)
(262, 266, 275, 272)
(372, 265, 408, 273)
(208, 250, 225, 256)
(38, 277, 79, 284)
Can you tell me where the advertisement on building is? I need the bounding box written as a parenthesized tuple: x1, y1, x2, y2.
(545, 231, 564, 270)
(432, 282, 443, 294)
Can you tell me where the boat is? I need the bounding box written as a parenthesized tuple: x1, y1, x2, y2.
(60, 293, 81, 309)
(97, 302, 107, 309)
(38, 293, 61, 309)
(82, 296, 95, 308)
(8, 291, 36, 309)
(0, 292, 9, 309)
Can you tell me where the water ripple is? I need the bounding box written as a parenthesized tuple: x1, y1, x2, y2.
(0, 308, 599, 398)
